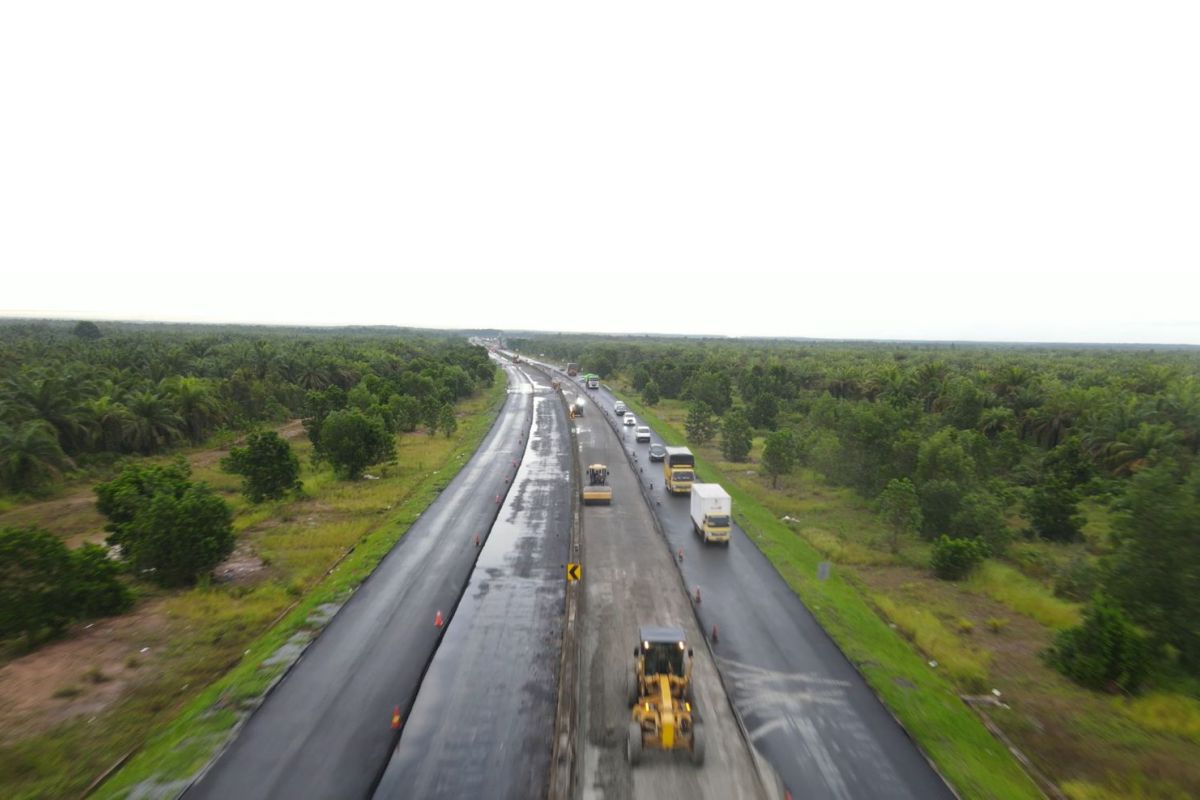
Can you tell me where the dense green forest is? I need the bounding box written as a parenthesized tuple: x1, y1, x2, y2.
(514, 334, 1200, 685)
(0, 320, 495, 494)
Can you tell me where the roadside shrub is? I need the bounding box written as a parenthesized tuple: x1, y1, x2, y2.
(1045, 594, 1148, 692)
(986, 617, 1009, 634)
(69, 543, 133, 618)
(221, 430, 302, 502)
(1053, 555, 1099, 601)
(0, 527, 132, 642)
(123, 485, 234, 587)
(96, 462, 234, 587)
(317, 409, 395, 479)
(930, 535, 987, 581)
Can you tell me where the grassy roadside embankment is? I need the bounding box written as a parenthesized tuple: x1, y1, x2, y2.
(617, 385, 1200, 800)
(0, 375, 507, 799)
(615, 385, 1042, 800)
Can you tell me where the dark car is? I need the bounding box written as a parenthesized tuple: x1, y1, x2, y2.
(648, 443, 667, 462)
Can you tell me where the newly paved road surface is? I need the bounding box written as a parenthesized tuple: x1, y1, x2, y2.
(578, 376, 955, 800)
(374, 368, 571, 799)
(187, 363, 532, 800)
(568, 385, 772, 800)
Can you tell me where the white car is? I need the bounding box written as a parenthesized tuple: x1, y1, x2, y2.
(623, 414, 637, 427)
(635, 425, 651, 442)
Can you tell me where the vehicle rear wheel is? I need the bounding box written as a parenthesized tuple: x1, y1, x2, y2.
(691, 722, 705, 765)
(627, 722, 643, 766)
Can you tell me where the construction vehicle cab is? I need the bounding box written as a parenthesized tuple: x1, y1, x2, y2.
(582, 464, 612, 505)
(626, 625, 703, 766)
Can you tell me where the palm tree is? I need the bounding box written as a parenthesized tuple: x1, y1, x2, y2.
(825, 366, 861, 400)
(2, 371, 90, 454)
(989, 364, 1033, 403)
(913, 361, 949, 412)
(0, 420, 75, 491)
(1104, 423, 1180, 477)
(978, 406, 1016, 439)
(123, 391, 184, 454)
(161, 376, 225, 443)
(84, 396, 133, 452)
(1158, 379, 1200, 454)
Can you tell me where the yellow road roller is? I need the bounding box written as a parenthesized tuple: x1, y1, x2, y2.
(583, 464, 612, 505)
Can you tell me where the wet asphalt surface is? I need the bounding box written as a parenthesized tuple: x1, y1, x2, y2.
(556, 366, 954, 800)
(373, 369, 571, 800)
(186, 362, 533, 800)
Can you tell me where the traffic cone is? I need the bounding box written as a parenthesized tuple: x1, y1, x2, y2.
(495, 494, 501, 504)
(677, 548, 684, 562)
(391, 706, 401, 730)
(711, 624, 719, 643)
(474, 533, 481, 547)
(694, 587, 701, 604)
(435, 610, 444, 628)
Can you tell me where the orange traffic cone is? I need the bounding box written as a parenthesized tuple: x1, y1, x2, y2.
(711, 624, 719, 643)
(677, 548, 684, 562)
(694, 587, 701, 604)
(474, 533, 481, 547)
(435, 610, 444, 628)
(391, 705, 401, 730)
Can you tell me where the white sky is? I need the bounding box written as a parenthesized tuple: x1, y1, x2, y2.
(2, 2, 1198, 344)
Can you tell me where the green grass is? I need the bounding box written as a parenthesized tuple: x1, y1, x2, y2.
(0, 376, 507, 800)
(1116, 693, 1200, 744)
(966, 562, 1082, 631)
(871, 595, 991, 691)
(620, 392, 1042, 800)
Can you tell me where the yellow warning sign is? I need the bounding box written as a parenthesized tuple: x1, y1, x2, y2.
(566, 562, 582, 582)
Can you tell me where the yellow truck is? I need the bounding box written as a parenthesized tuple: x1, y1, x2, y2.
(662, 447, 695, 494)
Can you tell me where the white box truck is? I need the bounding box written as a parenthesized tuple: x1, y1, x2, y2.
(690, 484, 731, 544)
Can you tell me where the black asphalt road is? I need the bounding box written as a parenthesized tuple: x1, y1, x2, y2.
(186, 362, 533, 800)
(374, 369, 571, 800)
(565, 370, 954, 800)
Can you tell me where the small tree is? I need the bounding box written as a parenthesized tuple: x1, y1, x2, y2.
(918, 479, 964, 538)
(930, 535, 987, 580)
(388, 395, 421, 432)
(685, 402, 717, 445)
(0, 526, 75, 640)
(1026, 476, 1083, 542)
(879, 478, 922, 553)
(222, 431, 302, 503)
(72, 320, 103, 340)
(95, 460, 193, 554)
(438, 403, 458, 438)
(642, 380, 661, 407)
(761, 429, 797, 488)
(747, 393, 778, 430)
(96, 461, 234, 587)
(953, 491, 1010, 554)
(0, 527, 132, 641)
(720, 409, 753, 462)
(319, 409, 395, 479)
(69, 543, 133, 619)
(124, 485, 234, 587)
(1045, 594, 1148, 692)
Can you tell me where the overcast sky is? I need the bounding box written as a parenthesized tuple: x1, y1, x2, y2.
(2, 2, 1197, 343)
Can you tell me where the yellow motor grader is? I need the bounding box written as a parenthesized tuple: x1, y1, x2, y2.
(626, 625, 704, 765)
